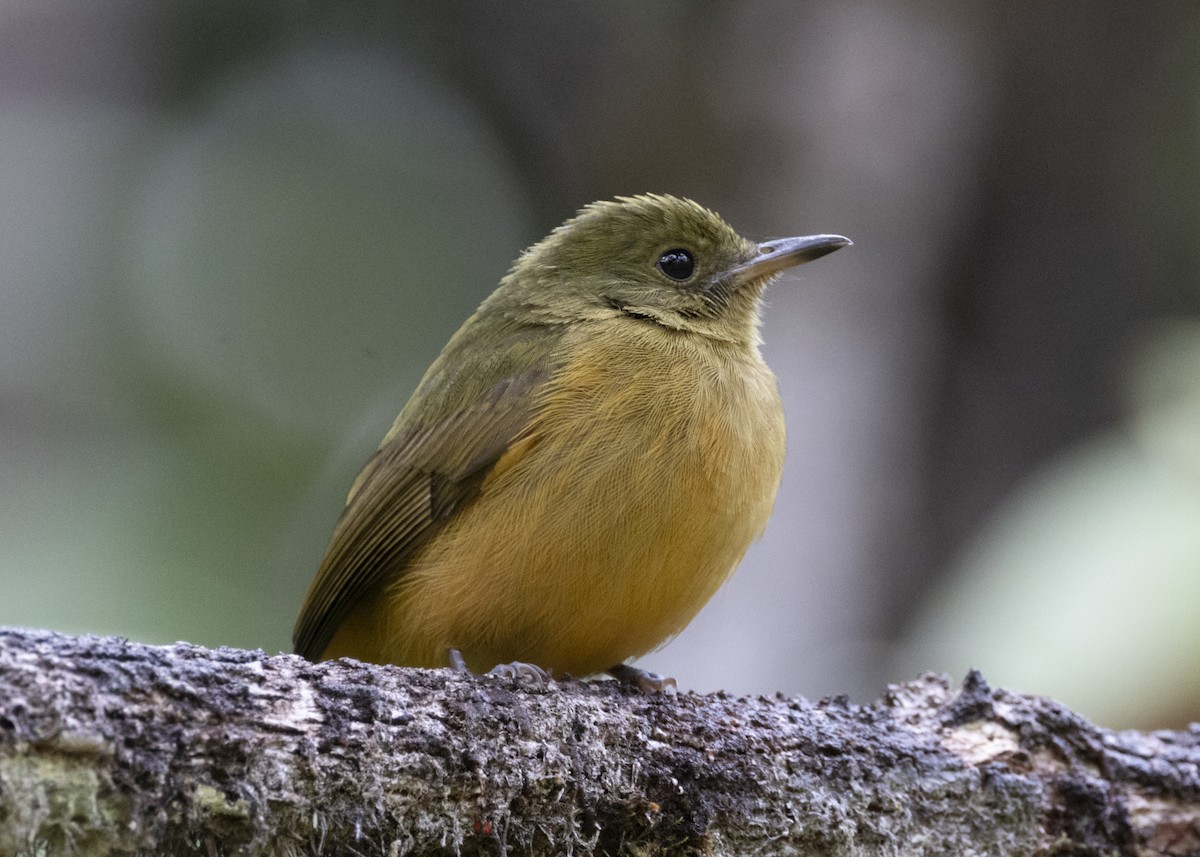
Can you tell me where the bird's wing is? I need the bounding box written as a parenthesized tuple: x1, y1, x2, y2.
(292, 322, 562, 659)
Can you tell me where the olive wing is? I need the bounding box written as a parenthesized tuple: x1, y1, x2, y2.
(292, 330, 559, 660)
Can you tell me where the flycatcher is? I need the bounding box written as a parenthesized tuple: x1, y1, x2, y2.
(294, 194, 849, 688)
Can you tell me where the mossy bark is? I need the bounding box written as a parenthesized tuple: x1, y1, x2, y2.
(1, 628, 1197, 856)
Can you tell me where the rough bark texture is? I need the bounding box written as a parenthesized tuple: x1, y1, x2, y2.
(1, 628, 1198, 856)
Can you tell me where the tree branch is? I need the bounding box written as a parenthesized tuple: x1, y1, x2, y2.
(1, 628, 1198, 856)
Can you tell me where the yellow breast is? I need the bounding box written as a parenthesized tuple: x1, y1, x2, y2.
(377, 319, 786, 676)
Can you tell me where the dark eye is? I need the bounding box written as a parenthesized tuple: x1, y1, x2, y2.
(657, 248, 695, 281)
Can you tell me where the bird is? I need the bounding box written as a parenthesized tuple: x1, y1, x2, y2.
(293, 194, 849, 689)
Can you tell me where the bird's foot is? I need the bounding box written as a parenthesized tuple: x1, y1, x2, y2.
(608, 663, 677, 693)
(448, 648, 550, 688)
(487, 660, 551, 688)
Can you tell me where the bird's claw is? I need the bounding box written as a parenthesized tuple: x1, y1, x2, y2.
(487, 661, 551, 688)
(608, 664, 677, 693)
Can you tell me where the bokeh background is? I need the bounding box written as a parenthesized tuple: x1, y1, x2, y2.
(2, 2, 1198, 728)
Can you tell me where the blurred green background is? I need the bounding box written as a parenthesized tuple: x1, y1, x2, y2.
(2, 2, 1198, 728)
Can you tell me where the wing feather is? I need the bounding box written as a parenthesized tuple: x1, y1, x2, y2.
(292, 321, 562, 659)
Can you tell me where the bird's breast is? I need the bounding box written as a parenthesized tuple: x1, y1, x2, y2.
(392, 319, 787, 675)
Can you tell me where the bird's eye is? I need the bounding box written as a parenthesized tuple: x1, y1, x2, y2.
(657, 249, 695, 281)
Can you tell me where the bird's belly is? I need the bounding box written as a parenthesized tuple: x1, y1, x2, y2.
(382, 330, 785, 676)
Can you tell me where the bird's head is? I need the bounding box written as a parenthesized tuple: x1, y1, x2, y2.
(498, 194, 849, 345)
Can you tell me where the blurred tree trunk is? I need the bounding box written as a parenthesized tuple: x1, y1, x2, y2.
(921, 1, 1200, 590)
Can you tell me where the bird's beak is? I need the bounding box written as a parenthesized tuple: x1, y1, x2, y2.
(732, 234, 852, 283)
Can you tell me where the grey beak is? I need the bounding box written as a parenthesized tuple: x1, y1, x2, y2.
(733, 234, 851, 282)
